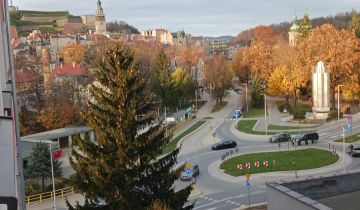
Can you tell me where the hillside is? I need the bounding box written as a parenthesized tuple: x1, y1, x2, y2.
(236, 11, 353, 43)
(10, 10, 82, 36)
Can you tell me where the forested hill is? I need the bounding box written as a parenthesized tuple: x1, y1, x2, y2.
(236, 11, 353, 42)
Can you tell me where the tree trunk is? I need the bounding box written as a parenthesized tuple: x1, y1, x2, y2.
(331, 85, 336, 109)
(285, 94, 289, 105)
(42, 177, 45, 192)
(293, 88, 297, 107)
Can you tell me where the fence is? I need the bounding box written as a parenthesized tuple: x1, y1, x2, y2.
(26, 187, 75, 206)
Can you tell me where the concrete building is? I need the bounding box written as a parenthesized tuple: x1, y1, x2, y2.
(267, 170, 360, 210)
(141, 28, 174, 45)
(0, 0, 25, 208)
(81, 15, 96, 29)
(95, 0, 107, 35)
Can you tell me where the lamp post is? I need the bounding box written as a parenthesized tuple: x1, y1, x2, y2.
(48, 143, 57, 210)
(343, 127, 346, 172)
(263, 85, 267, 135)
(245, 83, 248, 112)
(337, 84, 345, 123)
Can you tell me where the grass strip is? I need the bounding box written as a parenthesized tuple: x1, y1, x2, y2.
(335, 133, 360, 143)
(220, 148, 339, 177)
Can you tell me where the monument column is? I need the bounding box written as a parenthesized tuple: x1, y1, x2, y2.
(312, 61, 331, 119)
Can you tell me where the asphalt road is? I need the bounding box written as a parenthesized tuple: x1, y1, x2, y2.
(177, 91, 360, 210)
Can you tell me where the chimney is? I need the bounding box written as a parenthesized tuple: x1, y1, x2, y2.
(72, 61, 76, 68)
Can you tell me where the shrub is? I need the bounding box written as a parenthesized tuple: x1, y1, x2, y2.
(291, 106, 306, 119)
(327, 110, 342, 121)
(278, 102, 291, 112)
(341, 104, 351, 114)
(25, 182, 41, 195)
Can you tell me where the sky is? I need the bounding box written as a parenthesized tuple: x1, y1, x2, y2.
(13, 0, 360, 37)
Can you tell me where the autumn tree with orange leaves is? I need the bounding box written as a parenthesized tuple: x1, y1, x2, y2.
(204, 54, 233, 104)
(294, 24, 360, 107)
(60, 43, 86, 65)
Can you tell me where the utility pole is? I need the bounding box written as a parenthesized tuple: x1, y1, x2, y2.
(343, 127, 346, 172)
(0, 0, 26, 209)
(49, 144, 57, 210)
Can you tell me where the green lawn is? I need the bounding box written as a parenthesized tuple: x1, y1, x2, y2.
(335, 133, 360, 143)
(242, 108, 266, 118)
(237, 120, 277, 135)
(268, 124, 316, 130)
(220, 148, 339, 177)
(162, 120, 206, 154)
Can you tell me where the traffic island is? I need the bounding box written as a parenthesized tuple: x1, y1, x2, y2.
(220, 148, 339, 177)
(334, 133, 360, 143)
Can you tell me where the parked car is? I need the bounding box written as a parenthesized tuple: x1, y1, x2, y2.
(269, 133, 291, 143)
(180, 164, 200, 180)
(212, 140, 237, 150)
(233, 110, 242, 118)
(292, 132, 319, 145)
(347, 144, 360, 157)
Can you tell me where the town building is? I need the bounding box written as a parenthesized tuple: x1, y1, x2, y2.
(205, 39, 238, 58)
(288, 16, 301, 47)
(141, 28, 173, 45)
(95, 0, 107, 35)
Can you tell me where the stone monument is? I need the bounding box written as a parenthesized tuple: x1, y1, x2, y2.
(312, 61, 330, 119)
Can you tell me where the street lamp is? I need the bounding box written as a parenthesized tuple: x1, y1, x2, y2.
(337, 84, 345, 123)
(40, 140, 57, 210)
(342, 126, 346, 172)
(263, 85, 267, 135)
(245, 83, 248, 112)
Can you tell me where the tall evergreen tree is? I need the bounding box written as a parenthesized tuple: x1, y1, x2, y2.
(349, 9, 360, 38)
(26, 143, 62, 191)
(68, 44, 192, 210)
(152, 48, 179, 109)
(251, 76, 265, 108)
(299, 13, 312, 37)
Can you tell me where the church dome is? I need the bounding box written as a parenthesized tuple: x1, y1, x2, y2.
(290, 16, 300, 31)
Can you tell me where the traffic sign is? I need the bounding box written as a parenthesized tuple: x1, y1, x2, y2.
(347, 114, 353, 122)
(254, 161, 259, 168)
(263, 160, 268, 167)
(347, 124, 352, 131)
(185, 161, 191, 169)
(245, 162, 251, 169)
(245, 173, 251, 181)
(237, 164, 242, 170)
(246, 180, 251, 189)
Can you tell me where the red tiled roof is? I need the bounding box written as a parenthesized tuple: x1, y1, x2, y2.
(16, 68, 42, 84)
(63, 23, 85, 35)
(50, 64, 88, 78)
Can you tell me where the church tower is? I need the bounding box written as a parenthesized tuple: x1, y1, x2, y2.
(95, 0, 107, 34)
(288, 16, 301, 46)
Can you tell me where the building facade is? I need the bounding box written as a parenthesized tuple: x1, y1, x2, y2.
(288, 16, 301, 47)
(95, 0, 107, 35)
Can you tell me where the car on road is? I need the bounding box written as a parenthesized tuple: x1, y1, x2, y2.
(269, 133, 291, 143)
(347, 144, 360, 157)
(180, 164, 200, 180)
(291, 132, 319, 145)
(233, 110, 242, 118)
(212, 140, 237, 150)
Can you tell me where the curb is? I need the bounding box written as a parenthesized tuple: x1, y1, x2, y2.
(236, 202, 267, 210)
(216, 147, 347, 181)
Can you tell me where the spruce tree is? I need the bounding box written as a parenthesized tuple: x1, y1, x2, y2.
(26, 143, 62, 191)
(299, 13, 312, 37)
(68, 44, 192, 210)
(251, 76, 265, 108)
(152, 48, 179, 109)
(349, 9, 360, 38)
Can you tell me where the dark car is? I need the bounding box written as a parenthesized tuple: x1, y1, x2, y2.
(212, 140, 237, 150)
(180, 164, 200, 180)
(292, 132, 319, 145)
(347, 144, 360, 157)
(269, 133, 291, 143)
